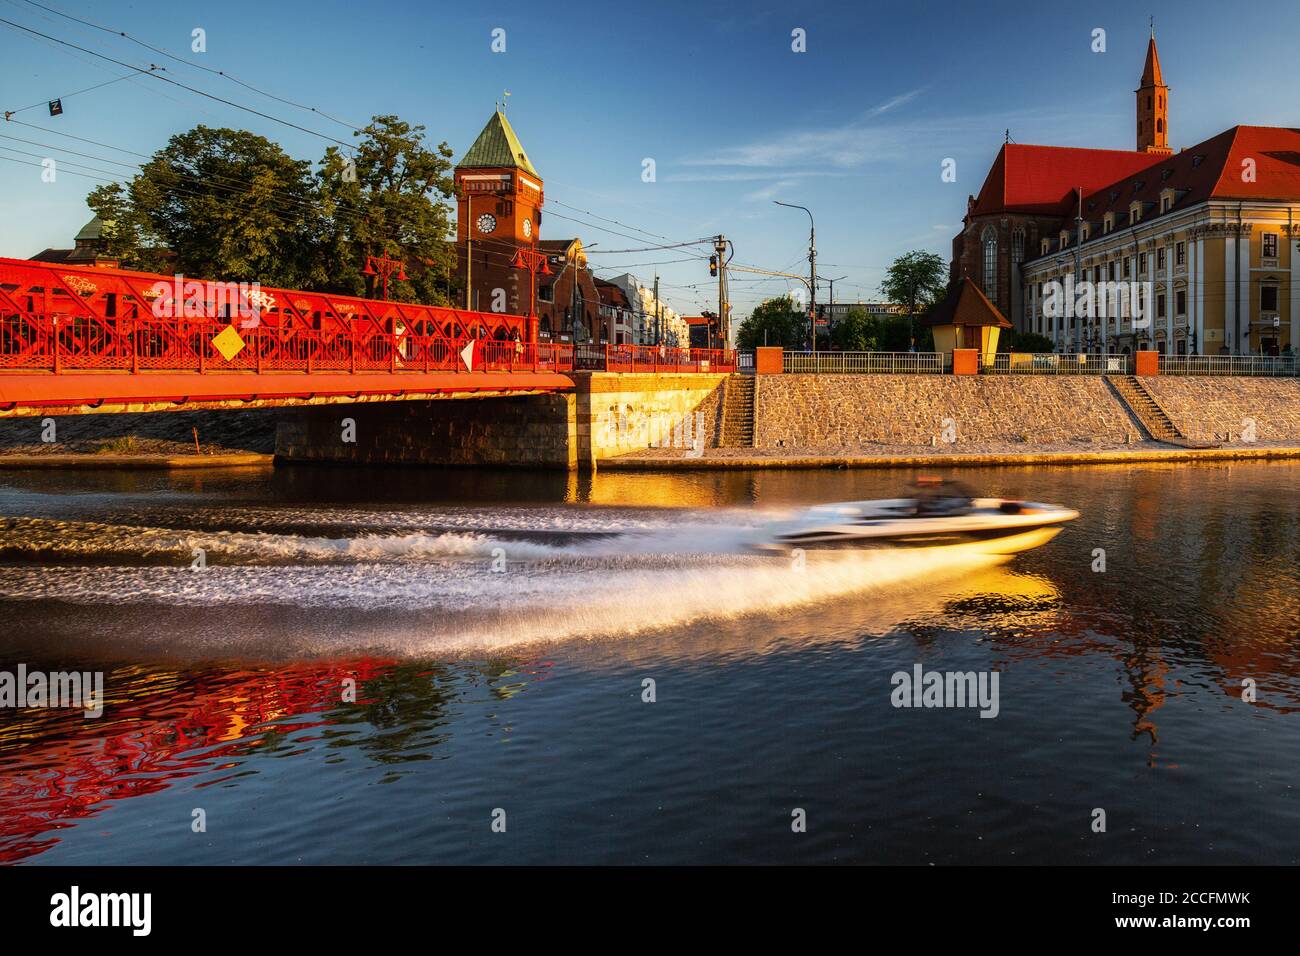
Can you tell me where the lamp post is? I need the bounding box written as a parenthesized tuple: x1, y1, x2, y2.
(774, 201, 816, 354)
(362, 255, 407, 301)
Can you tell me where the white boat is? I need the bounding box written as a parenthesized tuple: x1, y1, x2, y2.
(757, 482, 1078, 557)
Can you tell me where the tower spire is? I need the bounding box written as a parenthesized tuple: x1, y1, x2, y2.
(1136, 28, 1171, 154)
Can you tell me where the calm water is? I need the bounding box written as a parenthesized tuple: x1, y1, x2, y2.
(0, 461, 1297, 865)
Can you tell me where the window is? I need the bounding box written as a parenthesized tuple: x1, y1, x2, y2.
(1011, 229, 1025, 264)
(1176, 290, 1187, 315)
(1123, 257, 1131, 279)
(1107, 261, 1116, 281)
(1157, 293, 1167, 318)
(1175, 241, 1186, 266)
(1161, 195, 1172, 212)
(538, 285, 554, 302)
(1103, 212, 1115, 234)
(1157, 248, 1167, 270)
(1138, 252, 1147, 274)
(1261, 284, 1279, 312)
(981, 227, 998, 298)
(1080, 224, 1090, 242)
(1263, 233, 1279, 259)
(1041, 238, 1051, 256)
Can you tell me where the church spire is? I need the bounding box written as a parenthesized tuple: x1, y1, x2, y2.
(1136, 28, 1171, 154)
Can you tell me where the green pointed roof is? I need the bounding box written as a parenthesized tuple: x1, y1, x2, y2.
(74, 215, 104, 242)
(459, 110, 538, 177)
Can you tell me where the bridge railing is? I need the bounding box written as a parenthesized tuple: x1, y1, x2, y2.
(574, 344, 736, 373)
(1, 312, 742, 375)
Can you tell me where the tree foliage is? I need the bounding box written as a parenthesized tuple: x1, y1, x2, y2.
(86, 118, 458, 303)
(736, 295, 806, 349)
(317, 115, 456, 303)
(880, 250, 948, 348)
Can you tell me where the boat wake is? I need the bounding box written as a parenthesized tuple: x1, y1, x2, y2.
(0, 505, 1003, 655)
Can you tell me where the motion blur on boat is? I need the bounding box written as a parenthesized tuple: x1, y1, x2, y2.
(757, 478, 1078, 557)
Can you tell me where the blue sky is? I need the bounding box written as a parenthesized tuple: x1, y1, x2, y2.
(1, 0, 1297, 318)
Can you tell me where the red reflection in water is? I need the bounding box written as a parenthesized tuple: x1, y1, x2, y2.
(0, 659, 395, 864)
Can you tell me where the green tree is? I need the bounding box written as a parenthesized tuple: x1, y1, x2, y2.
(736, 295, 806, 349)
(830, 308, 879, 351)
(880, 250, 948, 350)
(87, 125, 326, 288)
(317, 115, 457, 304)
(1002, 330, 1056, 353)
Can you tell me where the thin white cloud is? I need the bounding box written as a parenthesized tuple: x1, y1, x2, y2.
(743, 178, 800, 202)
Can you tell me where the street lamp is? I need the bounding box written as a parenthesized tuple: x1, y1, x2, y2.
(774, 201, 816, 354)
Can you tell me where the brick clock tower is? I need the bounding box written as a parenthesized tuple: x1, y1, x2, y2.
(453, 110, 545, 334)
(1136, 29, 1171, 155)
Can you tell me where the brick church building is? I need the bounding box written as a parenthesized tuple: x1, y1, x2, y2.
(950, 31, 1300, 356)
(453, 110, 601, 343)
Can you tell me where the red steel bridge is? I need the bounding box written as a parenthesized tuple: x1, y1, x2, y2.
(0, 258, 734, 417)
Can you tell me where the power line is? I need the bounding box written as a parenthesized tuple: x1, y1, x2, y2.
(15, 0, 366, 131)
(0, 14, 356, 149)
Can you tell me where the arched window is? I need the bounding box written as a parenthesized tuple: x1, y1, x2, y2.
(1011, 228, 1025, 265)
(981, 226, 998, 298)
(1156, 118, 1163, 133)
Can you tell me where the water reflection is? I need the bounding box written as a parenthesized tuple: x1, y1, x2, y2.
(2, 460, 1299, 864)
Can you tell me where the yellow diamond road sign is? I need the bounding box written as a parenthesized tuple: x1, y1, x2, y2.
(212, 325, 245, 361)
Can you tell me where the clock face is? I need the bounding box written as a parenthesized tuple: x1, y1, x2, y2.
(476, 213, 497, 234)
(522, 218, 532, 238)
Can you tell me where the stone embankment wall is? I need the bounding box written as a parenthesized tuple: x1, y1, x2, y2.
(753, 375, 1145, 449)
(1143, 378, 1300, 443)
(578, 373, 726, 466)
(275, 373, 729, 469)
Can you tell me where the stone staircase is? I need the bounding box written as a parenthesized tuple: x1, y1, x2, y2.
(1107, 375, 1217, 448)
(720, 375, 755, 448)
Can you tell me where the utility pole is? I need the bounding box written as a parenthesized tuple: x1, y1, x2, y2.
(774, 201, 816, 353)
(714, 234, 731, 350)
(820, 274, 847, 341)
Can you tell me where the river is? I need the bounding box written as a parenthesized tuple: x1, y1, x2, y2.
(0, 461, 1297, 864)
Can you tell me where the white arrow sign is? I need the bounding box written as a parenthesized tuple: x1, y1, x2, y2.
(460, 339, 475, 371)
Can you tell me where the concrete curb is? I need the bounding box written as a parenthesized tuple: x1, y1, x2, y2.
(0, 453, 274, 470)
(601, 446, 1300, 470)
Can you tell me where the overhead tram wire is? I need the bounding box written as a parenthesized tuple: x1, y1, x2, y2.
(0, 15, 357, 151)
(3, 70, 147, 116)
(13, 0, 366, 133)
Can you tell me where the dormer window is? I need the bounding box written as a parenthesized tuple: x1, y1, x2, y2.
(1161, 168, 1174, 181)
(1041, 238, 1051, 256)
(1191, 154, 1205, 167)
(1103, 212, 1115, 234)
(1129, 201, 1142, 225)
(1059, 229, 1070, 248)
(1159, 188, 1176, 214)
(1080, 224, 1090, 242)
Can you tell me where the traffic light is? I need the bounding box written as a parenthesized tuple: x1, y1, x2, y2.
(708, 255, 717, 277)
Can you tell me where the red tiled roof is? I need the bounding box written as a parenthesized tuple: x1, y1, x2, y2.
(921, 277, 1012, 329)
(1077, 126, 1300, 223)
(971, 143, 1162, 216)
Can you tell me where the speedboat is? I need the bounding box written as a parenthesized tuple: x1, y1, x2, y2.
(756, 481, 1078, 557)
